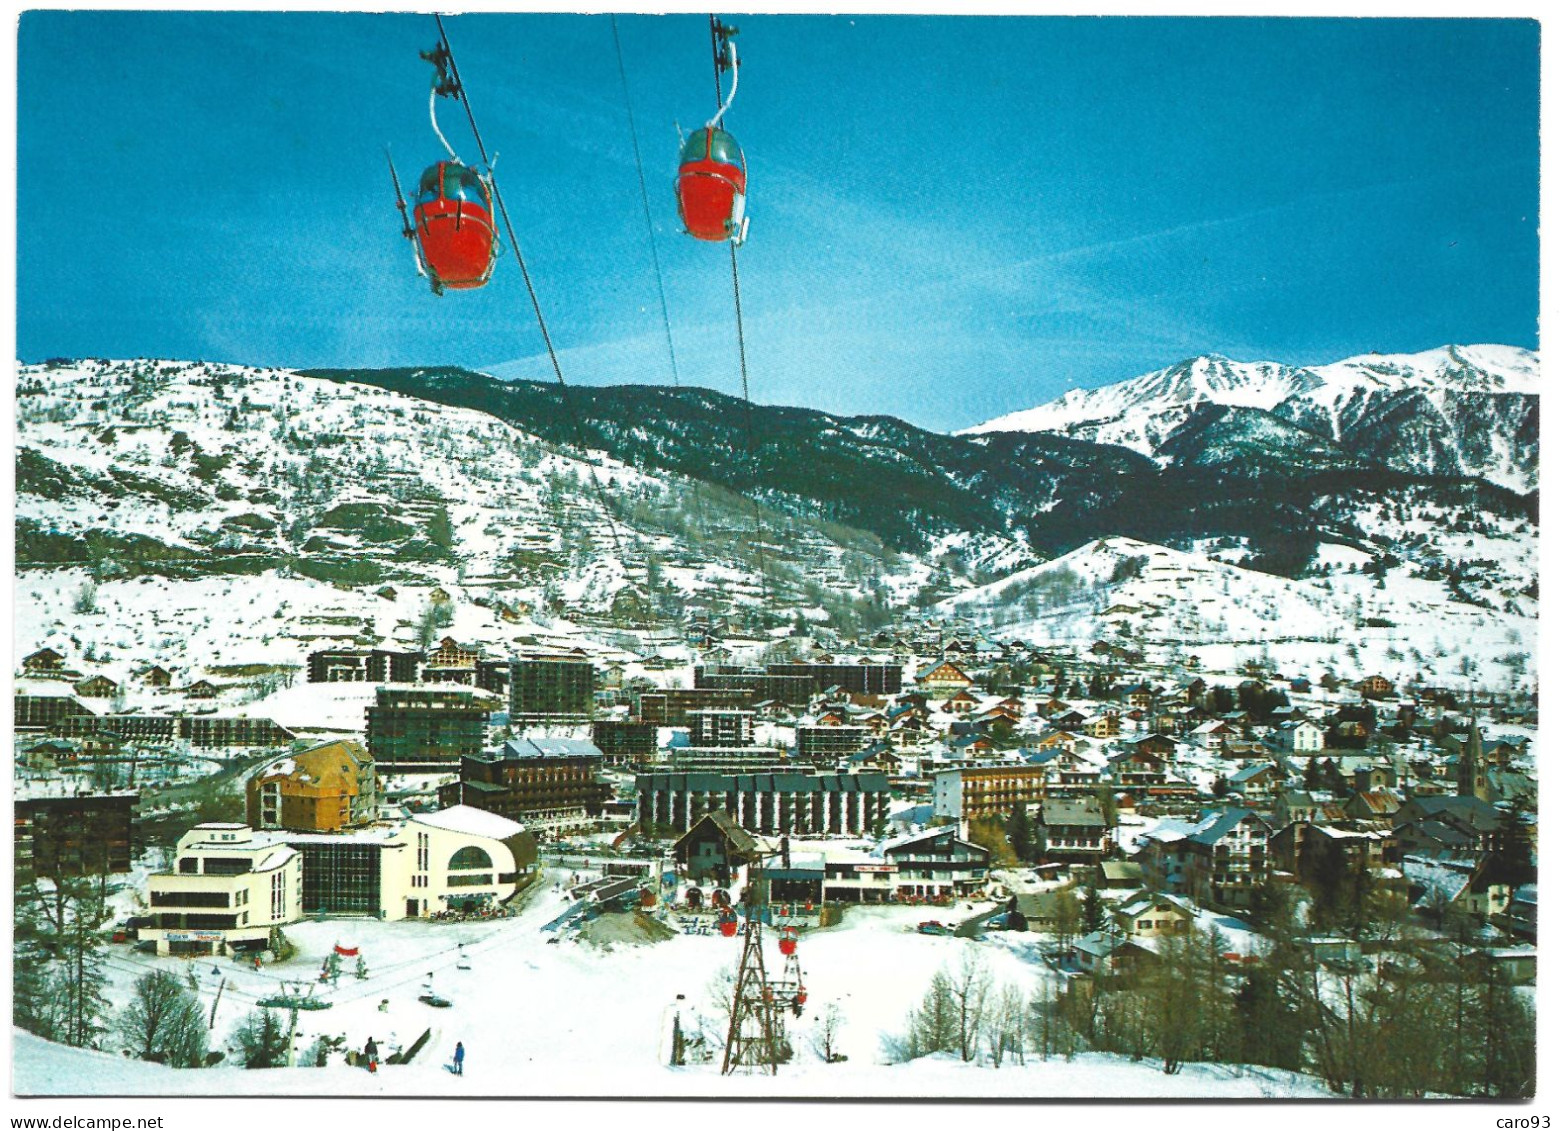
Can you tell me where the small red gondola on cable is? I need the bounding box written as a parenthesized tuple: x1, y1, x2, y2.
(387, 39, 499, 295)
(676, 17, 748, 246)
(677, 126, 747, 244)
(411, 161, 497, 291)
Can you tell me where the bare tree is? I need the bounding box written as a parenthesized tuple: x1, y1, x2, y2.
(949, 949, 992, 1063)
(118, 970, 208, 1067)
(809, 1001, 846, 1063)
(983, 983, 1027, 1068)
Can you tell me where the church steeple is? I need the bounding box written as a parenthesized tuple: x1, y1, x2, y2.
(1458, 698, 1492, 802)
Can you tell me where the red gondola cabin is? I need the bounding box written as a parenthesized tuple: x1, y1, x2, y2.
(676, 127, 747, 243)
(413, 161, 496, 291)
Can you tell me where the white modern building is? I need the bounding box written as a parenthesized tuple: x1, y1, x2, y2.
(140, 823, 303, 957)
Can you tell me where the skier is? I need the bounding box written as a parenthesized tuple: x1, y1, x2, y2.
(365, 1036, 379, 1073)
(453, 1041, 465, 1076)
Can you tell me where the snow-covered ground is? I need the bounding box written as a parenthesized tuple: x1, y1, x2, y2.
(939, 535, 1534, 686)
(12, 868, 1336, 1099)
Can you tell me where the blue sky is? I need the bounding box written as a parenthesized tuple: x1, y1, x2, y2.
(16, 13, 1540, 431)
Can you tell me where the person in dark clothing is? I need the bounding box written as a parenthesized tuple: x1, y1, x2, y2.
(453, 1041, 465, 1075)
(365, 1037, 379, 1072)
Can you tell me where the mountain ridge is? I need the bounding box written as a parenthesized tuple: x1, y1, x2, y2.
(960, 344, 1538, 493)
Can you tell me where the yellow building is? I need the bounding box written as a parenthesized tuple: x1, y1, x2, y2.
(247, 739, 380, 832)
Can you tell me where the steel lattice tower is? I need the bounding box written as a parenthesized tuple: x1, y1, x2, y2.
(720, 863, 784, 1074)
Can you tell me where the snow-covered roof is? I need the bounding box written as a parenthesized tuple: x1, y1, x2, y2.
(412, 805, 525, 842)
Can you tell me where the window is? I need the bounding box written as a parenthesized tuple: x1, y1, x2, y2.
(449, 846, 493, 871)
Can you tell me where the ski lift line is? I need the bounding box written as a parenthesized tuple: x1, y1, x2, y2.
(701, 13, 768, 610)
(432, 14, 627, 563)
(610, 14, 683, 391)
(727, 241, 769, 609)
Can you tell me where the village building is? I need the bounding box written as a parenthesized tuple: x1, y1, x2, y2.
(283, 806, 535, 920)
(636, 771, 891, 836)
(509, 656, 595, 722)
(22, 646, 69, 676)
(1184, 809, 1273, 910)
(73, 675, 119, 699)
(931, 763, 1050, 825)
(687, 707, 756, 748)
(364, 685, 496, 771)
(916, 660, 975, 694)
(795, 724, 873, 765)
(637, 687, 751, 726)
(15, 791, 137, 878)
(1037, 796, 1113, 862)
(138, 824, 303, 958)
(766, 661, 903, 696)
(591, 719, 658, 766)
(183, 715, 295, 749)
(440, 736, 610, 830)
(695, 666, 816, 706)
(246, 739, 380, 833)
(671, 811, 760, 885)
(13, 683, 96, 731)
(307, 647, 422, 684)
(140, 665, 173, 688)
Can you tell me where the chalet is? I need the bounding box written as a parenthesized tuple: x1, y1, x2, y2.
(1192, 720, 1233, 751)
(73, 675, 118, 699)
(1123, 684, 1157, 711)
(671, 811, 760, 885)
(140, 665, 173, 688)
(1097, 859, 1145, 890)
(1126, 733, 1177, 758)
(949, 733, 994, 757)
(1053, 709, 1088, 729)
(847, 743, 904, 774)
(879, 825, 991, 900)
(1082, 713, 1121, 740)
(428, 586, 453, 604)
(942, 688, 980, 715)
(1226, 762, 1286, 803)
(184, 680, 219, 700)
(1356, 674, 1395, 700)
(427, 636, 482, 670)
(1184, 809, 1272, 910)
(1268, 718, 1326, 754)
(22, 647, 67, 675)
(1110, 748, 1168, 793)
(1114, 892, 1195, 940)
(1037, 796, 1111, 861)
(917, 660, 974, 694)
(1072, 931, 1154, 976)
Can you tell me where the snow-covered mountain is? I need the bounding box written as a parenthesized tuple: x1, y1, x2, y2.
(961, 345, 1539, 493)
(14, 359, 991, 657)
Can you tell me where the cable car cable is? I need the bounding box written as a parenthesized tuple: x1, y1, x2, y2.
(610, 14, 683, 391)
(433, 14, 627, 563)
(707, 14, 769, 613)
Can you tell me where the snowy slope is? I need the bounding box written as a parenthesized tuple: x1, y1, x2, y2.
(15, 360, 970, 677)
(940, 535, 1535, 686)
(960, 345, 1538, 492)
(11, 870, 1338, 1099)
